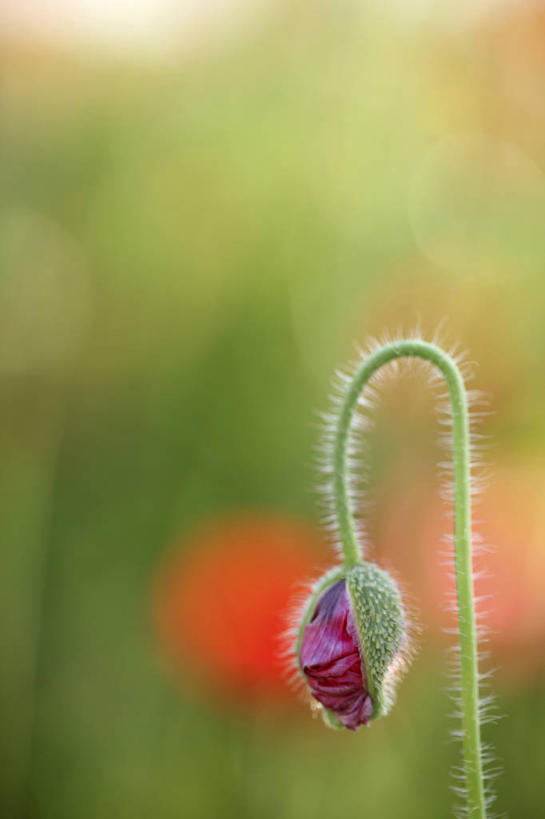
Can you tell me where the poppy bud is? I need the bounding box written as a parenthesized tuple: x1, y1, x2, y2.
(294, 562, 409, 730)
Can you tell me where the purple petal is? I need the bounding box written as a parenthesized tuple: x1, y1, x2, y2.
(300, 579, 373, 730)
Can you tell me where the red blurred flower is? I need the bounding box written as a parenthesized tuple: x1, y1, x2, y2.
(153, 515, 326, 702)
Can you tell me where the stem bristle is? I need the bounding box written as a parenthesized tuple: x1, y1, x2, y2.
(314, 328, 497, 819)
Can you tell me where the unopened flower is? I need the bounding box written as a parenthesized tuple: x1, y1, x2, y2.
(292, 563, 410, 730)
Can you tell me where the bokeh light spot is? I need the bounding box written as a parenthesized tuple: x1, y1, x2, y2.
(153, 514, 327, 704)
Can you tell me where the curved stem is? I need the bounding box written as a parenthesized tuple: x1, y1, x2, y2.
(333, 340, 486, 819)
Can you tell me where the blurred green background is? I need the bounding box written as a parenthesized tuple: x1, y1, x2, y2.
(1, 1, 545, 817)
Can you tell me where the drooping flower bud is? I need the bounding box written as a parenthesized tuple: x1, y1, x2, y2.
(294, 562, 410, 730)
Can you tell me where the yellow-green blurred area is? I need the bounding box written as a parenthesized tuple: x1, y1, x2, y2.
(1, 1, 545, 817)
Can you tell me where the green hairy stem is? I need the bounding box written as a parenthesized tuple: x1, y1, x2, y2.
(333, 339, 486, 819)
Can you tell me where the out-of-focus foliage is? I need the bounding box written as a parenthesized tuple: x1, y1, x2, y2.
(1, 2, 545, 817)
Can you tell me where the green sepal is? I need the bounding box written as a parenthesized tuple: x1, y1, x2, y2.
(321, 708, 345, 730)
(346, 562, 406, 721)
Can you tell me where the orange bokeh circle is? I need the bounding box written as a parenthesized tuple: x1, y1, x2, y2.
(153, 515, 327, 702)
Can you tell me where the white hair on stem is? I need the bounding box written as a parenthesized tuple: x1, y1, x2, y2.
(307, 324, 500, 816)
